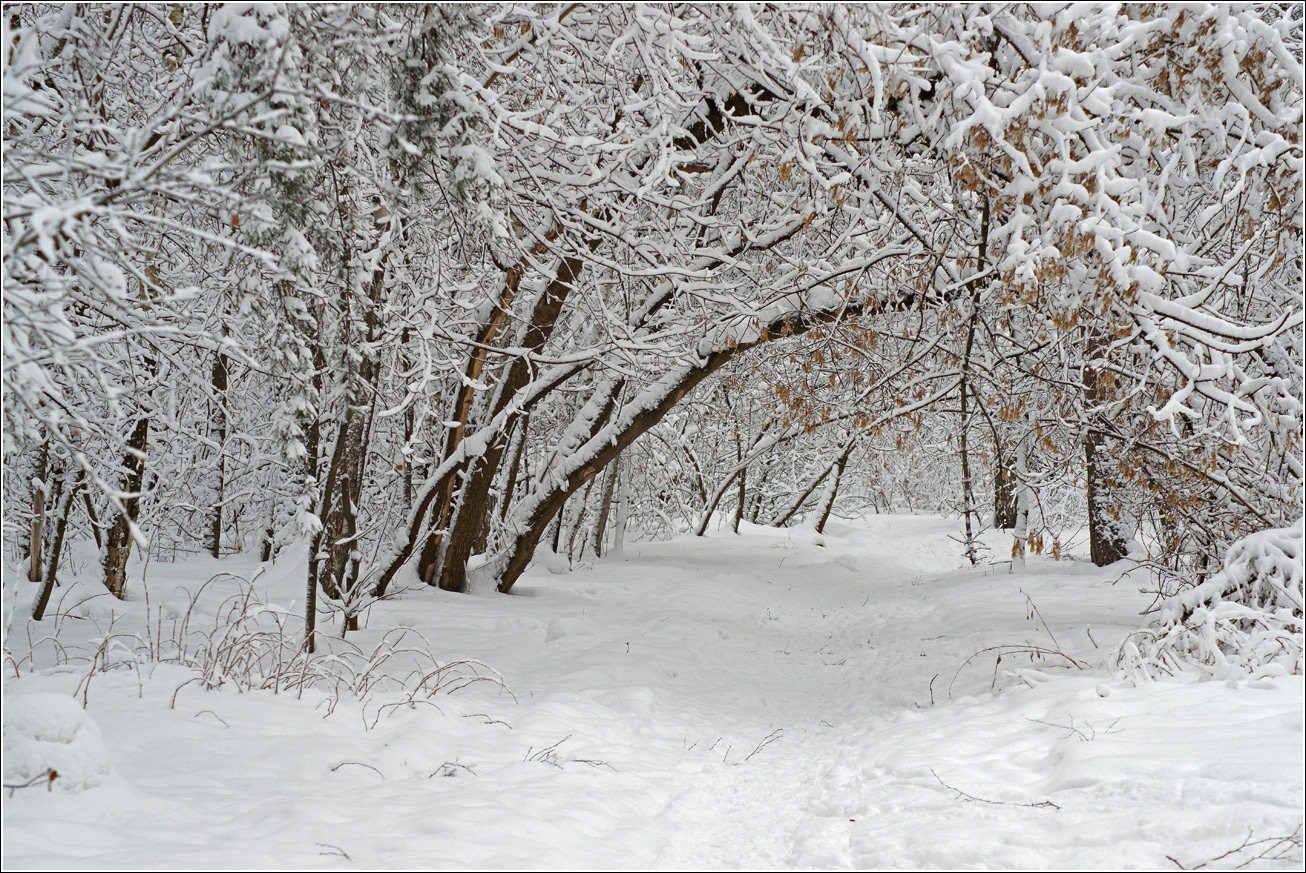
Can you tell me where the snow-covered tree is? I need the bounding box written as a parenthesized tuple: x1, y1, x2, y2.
(5, 4, 1300, 648)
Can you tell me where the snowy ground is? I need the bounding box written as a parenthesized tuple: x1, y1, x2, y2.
(4, 515, 1303, 870)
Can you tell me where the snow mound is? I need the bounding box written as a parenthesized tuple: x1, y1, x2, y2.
(3, 693, 111, 792)
(1119, 518, 1304, 681)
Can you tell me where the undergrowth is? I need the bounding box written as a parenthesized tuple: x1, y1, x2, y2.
(1117, 519, 1304, 681)
(7, 570, 511, 726)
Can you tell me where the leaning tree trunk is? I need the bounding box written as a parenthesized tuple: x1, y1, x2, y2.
(813, 438, 856, 534)
(590, 454, 621, 558)
(495, 292, 889, 593)
(431, 253, 588, 593)
(771, 436, 856, 528)
(33, 469, 83, 621)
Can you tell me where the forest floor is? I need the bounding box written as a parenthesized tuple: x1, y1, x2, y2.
(3, 515, 1303, 870)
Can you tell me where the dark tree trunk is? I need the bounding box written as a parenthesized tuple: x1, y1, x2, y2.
(1085, 429, 1129, 566)
(208, 349, 229, 559)
(1083, 325, 1130, 567)
(82, 489, 102, 549)
(993, 459, 1018, 529)
(731, 428, 746, 534)
(429, 254, 588, 593)
(956, 195, 988, 565)
(495, 299, 879, 592)
(28, 443, 47, 585)
(33, 470, 82, 621)
(814, 443, 851, 535)
(418, 234, 564, 586)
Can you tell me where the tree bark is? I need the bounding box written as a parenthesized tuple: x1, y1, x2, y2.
(813, 442, 852, 534)
(1083, 328, 1130, 567)
(33, 471, 82, 621)
(208, 349, 228, 559)
(430, 254, 589, 592)
(591, 454, 620, 558)
(993, 459, 1018, 529)
(1085, 429, 1129, 566)
(29, 480, 45, 585)
(103, 415, 150, 599)
(731, 428, 746, 534)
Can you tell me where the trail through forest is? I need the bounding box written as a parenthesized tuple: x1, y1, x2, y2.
(4, 516, 1302, 869)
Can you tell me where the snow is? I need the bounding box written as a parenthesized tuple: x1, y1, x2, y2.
(3, 693, 111, 792)
(4, 516, 1302, 869)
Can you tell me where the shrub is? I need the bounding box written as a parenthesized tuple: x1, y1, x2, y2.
(1117, 518, 1304, 680)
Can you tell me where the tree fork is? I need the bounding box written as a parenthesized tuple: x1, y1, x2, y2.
(368, 362, 586, 599)
(427, 254, 588, 592)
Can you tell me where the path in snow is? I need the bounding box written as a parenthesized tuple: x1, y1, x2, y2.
(493, 516, 1302, 869)
(3, 515, 1302, 870)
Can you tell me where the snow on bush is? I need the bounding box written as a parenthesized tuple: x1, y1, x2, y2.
(1118, 518, 1304, 680)
(3, 692, 111, 792)
(159, 573, 507, 713)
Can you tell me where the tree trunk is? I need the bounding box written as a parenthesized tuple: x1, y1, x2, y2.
(771, 438, 855, 528)
(493, 289, 900, 592)
(956, 194, 987, 565)
(591, 454, 620, 558)
(1006, 438, 1031, 573)
(1085, 429, 1129, 566)
(103, 416, 150, 599)
(33, 471, 82, 621)
(958, 377, 979, 564)
(814, 443, 851, 534)
(29, 478, 45, 585)
(695, 467, 743, 536)
(993, 458, 1018, 529)
(82, 489, 103, 549)
(731, 427, 746, 534)
(611, 457, 631, 553)
(208, 349, 229, 559)
(1083, 324, 1130, 567)
(429, 254, 588, 592)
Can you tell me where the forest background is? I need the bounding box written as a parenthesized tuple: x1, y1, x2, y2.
(3, 3, 1302, 658)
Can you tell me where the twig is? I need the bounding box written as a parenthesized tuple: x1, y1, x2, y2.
(949, 644, 1087, 697)
(930, 768, 1059, 810)
(430, 762, 476, 778)
(193, 709, 230, 727)
(1167, 824, 1304, 869)
(330, 761, 385, 779)
(525, 735, 571, 767)
(4, 769, 58, 796)
(1021, 589, 1061, 651)
(463, 713, 512, 728)
(1026, 715, 1121, 742)
(745, 728, 783, 761)
(317, 843, 352, 861)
